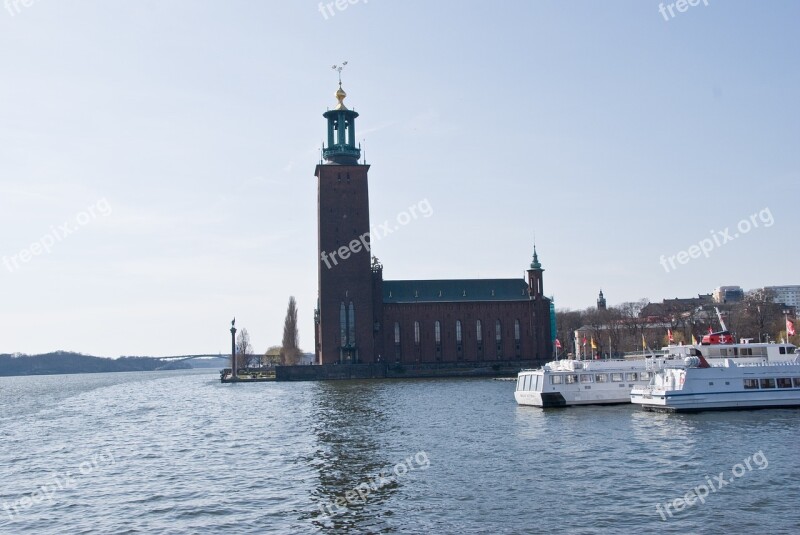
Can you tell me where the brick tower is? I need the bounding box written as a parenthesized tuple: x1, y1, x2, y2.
(314, 81, 375, 364)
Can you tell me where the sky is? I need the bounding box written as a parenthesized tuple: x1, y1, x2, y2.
(1, 0, 798, 357)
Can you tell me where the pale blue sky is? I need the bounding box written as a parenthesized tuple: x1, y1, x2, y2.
(1, 1, 798, 357)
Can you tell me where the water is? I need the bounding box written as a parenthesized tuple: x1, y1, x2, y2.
(1, 371, 799, 534)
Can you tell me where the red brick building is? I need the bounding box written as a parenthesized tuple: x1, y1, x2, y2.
(314, 83, 552, 365)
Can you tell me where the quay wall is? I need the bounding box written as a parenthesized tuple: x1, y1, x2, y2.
(274, 360, 543, 382)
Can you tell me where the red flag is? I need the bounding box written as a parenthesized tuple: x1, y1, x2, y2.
(582, 336, 587, 346)
(668, 329, 674, 343)
(555, 339, 562, 349)
(788, 319, 796, 336)
(708, 326, 713, 334)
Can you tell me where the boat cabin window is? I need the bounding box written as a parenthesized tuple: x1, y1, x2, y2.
(522, 375, 530, 391)
(516, 377, 524, 390)
(640, 371, 651, 380)
(565, 374, 578, 384)
(595, 373, 607, 383)
(760, 378, 776, 389)
(610, 373, 623, 382)
(776, 378, 792, 388)
(740, 348, 752, 356)
(551, 375, 563, 385)
(626, 372, 638, 381)
(743, 378, 759, 389)
(794, 378, 800, 388)
(534, 375, 541, 391)
(780, 347, 786, 354)
(580, 374, 593, 383)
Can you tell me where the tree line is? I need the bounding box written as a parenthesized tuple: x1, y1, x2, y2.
(555, 289, 796, 357)
(233, 296, 305, 369)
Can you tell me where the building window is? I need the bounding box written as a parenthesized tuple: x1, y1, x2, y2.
(394, 322, 400, 345)
(514, 320, 520, 341)
(435, 321, 441, 344)
(348, 302, 355, 345)
(340, 302, 347, 345)
(476, 320, 482, 342)
(414, 321, 420, 344)
(456, 320, 462, 343)
(496, 320, 502, 341)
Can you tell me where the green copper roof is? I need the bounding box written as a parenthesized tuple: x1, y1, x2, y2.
(530, 246, 542, 270)
(383, 279, 530, 303)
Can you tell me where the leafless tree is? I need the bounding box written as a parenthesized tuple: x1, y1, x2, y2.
(235, 328, 254, 369)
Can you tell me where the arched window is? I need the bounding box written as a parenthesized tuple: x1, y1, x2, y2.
(515, 319, 521, 341)
(476, 320, 483, 342)
(496, 320, 502, 341)
(348, 302, 356, 344)
(435, 321, 441, 344)
(394, 322, 400, 344)
(456, 320, 462, 343)
(339, 302, 347, 345)
(414, 321, 420, 344)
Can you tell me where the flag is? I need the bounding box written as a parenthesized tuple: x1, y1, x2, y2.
(788, 319, 796, 337)
(668, 329, 674, 343)
(555, 339, 562, 349)
(642, 334, 647, 350)
(591, 337, 597, 349)
(582, 336, 587, 346)
(691, 334, 698, 345)
(708, 326, 713, 334)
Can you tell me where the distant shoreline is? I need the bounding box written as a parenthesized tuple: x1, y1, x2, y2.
(0, 352, 227, 377)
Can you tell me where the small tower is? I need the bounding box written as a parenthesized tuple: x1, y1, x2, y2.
(527, 246, 544, 298)
(597, 289, 607, 310)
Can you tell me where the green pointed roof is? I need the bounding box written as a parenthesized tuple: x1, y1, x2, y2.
(530, 246, 542, 270)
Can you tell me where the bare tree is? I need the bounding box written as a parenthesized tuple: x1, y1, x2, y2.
(729, 289, 784, 342)
(235, 328, 254, 369)
(281, 296, 301, 365)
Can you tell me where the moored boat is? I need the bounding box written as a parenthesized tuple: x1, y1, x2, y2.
(631, 340, 800, 412)
(515, 336, 798, 408)
(514, 358, 660, 407)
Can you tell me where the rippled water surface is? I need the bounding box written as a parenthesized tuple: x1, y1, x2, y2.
(1, 371, 799, 534)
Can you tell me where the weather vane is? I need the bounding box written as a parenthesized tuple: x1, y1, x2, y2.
(331, 61, 348, 85)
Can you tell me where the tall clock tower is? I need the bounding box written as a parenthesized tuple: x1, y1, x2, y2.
(314, 82, 375, 364)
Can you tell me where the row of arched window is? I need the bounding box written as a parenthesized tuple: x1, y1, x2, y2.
(393, 319, 522, 345)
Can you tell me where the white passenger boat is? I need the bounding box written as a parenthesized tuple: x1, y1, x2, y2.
(514, 358, 662, 407)
(631, 339, 800, 412)
(515, 332, 798, 408)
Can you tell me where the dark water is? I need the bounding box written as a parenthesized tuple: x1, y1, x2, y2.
(1, 371, 799, 534)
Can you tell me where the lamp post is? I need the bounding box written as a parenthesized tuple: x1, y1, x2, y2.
(230, 318, 237, 382)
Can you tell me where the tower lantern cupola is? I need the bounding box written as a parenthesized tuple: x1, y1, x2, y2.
(322, 81, 361, 165)
(527, 245, 545, 298)
(597, 290, 607, 310)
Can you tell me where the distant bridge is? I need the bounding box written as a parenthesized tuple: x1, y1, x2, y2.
(159, 354, 229, 363)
